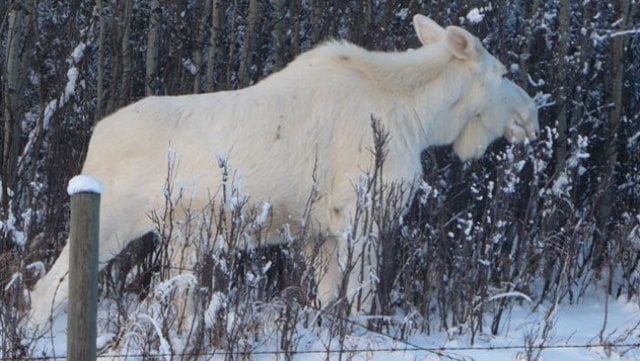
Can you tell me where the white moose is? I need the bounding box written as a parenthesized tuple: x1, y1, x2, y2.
(28, 15, 539, 327)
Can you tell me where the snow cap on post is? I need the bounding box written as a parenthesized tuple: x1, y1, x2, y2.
(67, 175, 104, 195)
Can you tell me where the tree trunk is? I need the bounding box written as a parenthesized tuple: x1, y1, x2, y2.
(2, 1, 35, 214)
(272, 0, 288, 70)
(116, 0, 134, 108)
(205, 0, 222, 92)
(192, 0, 212, 94)
(289, 1, 301, 54)
(95, 0, 106, 120)
(145, 0, 161, 96)
(223, 2, 238, 88)
(309, 0, 324, 44)
(592, 0, 630, 277)
(554, 0, 570, 171)
(238, 0, 260, 86)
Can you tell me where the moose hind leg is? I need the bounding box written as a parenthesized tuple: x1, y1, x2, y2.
(27, 194, 156, 330)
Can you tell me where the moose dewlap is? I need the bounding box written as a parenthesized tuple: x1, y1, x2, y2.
(28, 15, 539, 327)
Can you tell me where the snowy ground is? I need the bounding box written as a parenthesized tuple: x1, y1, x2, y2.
(27, 295, 640, 360)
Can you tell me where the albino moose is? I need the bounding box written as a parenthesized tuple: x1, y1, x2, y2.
(29, 15, 539, 327)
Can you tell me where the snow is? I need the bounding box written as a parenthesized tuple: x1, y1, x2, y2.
(27, 296, 640, 360)
(395, 8, 409, 20)
(67, 175, 104, 195)
(64, 67, 79, 98)
(205, 292, 226, 328)
(17, 40, 87, 173)
(484, 291, 533, 304)
(4, 273, 22, 291)
(551, 173, 571, 196)
(96, 333, 116, 351)
(466, 8, 485, 24)
(229, 193, 247, 210)
(256, 201, 272, 225)
(2, 210, 25, 247)
(70, 42, 86, 63)
(591, 28, 640, 43)
(138, 314, 172, 357)
(182, 58, 198, 75)
(26, 261, 46, 277)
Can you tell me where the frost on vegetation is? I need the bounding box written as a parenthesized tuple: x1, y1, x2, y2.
(4, 273, 22, 291)
(538, 132, 589, 196)
(628, 224, 640, 250)
(502, 172, 519, 194)
(105, 274, 199, 357)
(457, 214, 474, 237)
(255, 201, 272, 226)
(151, 273, 197, 301)
(96, 333, 116, 352)
(589, 28, 640, 45)
(26, 261, 46, 277)
(551, 172, 571, 196)
(486, 180, 495, 197)
(65, 65, 81, 96)
(229, 192, 248, 212)
(629, 131, 640, 146)
(510, 159, 526, 174)
(528, 75, 546, 88)
(215, 234, 228, 252)
(216, 154, 250, 213)
(532, 127, 556, 176)
(395, 7, 409, 20)
(495, 155, 522, 194)
(356, 174, 373, 209)
(485, 291, 533, 304)
(137, 314, 172, 358)
(1, 210, 26, 247)
(533, 91, 554, 109)
(466, 8, 485, 24)
(419, 180, 438, 205)
(262, 260, 272, 274)
(567, 134, 590, 175)
(16, 40, 88, 173)
(181, 58, 198, 75)
(216, 152, 229, 171)
(204, 292, 227, 329)
(43, 42, 86, 127)
(70, 42, 86, 64)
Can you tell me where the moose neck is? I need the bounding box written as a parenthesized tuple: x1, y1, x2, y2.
(330, 41, 456, 94)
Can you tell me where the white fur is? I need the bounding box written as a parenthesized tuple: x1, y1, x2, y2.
(28, 15, 538, 327)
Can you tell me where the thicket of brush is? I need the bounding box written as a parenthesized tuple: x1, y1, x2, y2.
(9, 119, 639, 359)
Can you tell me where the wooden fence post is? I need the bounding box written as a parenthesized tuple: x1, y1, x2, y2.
(66, 175, 103, 361)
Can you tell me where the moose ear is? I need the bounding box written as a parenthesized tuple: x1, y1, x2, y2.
(413, 15, 445, 45)
(444, 26, 481, 61)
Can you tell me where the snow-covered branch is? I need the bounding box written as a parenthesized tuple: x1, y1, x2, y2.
(591, 28, 640, 42)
